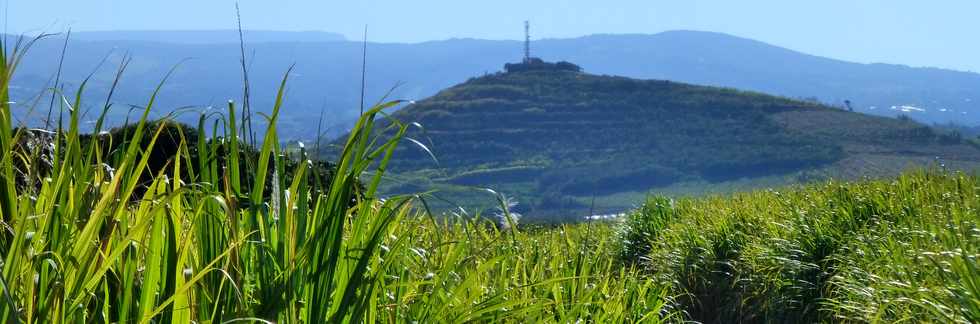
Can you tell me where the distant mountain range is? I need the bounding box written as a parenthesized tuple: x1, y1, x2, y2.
(6, 30, 980, 141)
(70, 30, 347, 44)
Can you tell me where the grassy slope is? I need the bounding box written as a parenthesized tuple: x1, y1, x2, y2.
(621, 169, 979, 323)
(377, 69, 980, 220)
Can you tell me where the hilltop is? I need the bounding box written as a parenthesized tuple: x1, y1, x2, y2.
(376, 65, 980, 218)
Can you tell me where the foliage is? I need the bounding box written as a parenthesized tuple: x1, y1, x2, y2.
(0, 35, 416, 322)
(71, 120, 354, 202)
(504, 58, 583, 73)
(0, 36, 672, 323)
(619, 169, 980, 323)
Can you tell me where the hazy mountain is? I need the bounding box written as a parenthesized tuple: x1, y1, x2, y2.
(372, 65, 980, 219)
(70, 30, 346, 44)
(6, 30, 980, 141)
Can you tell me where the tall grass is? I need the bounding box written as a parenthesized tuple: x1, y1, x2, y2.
(620, 169, 980, 323)
(372, 215, 670, 322)
(1, 33, 418, 321)
(0, 35, 671, 323)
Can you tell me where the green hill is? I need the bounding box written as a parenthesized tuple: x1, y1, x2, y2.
(372, 64, 980, 219)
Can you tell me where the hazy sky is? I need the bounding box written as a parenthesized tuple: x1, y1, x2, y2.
(5, 1, 979, 72)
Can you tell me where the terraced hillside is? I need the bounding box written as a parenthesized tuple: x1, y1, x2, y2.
(364, 67, 980, 219)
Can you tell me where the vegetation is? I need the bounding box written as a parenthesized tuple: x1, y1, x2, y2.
(620, 169, 980, 323)
(71, 120, 353, 201)
(0, 35, 419, 322)
(504, 58, 582, 73)
(372, 68, 980, 218)
(2, 35, 977, 323)
(0, 35, 671, 323)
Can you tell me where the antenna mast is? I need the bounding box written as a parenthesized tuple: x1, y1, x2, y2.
(523, 20, 531, 63)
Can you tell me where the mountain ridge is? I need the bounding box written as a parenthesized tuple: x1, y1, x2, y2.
(7, 30, 980, 142)
(66, 29, 347, 44)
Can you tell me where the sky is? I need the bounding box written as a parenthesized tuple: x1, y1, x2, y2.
(5, 0, 979, 72)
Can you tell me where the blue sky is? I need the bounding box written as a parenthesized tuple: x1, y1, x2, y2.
(5, 0, 979, 72)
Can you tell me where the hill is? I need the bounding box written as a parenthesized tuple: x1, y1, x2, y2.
(374, 65, 980, 219)
(7, 30, 980, 141)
